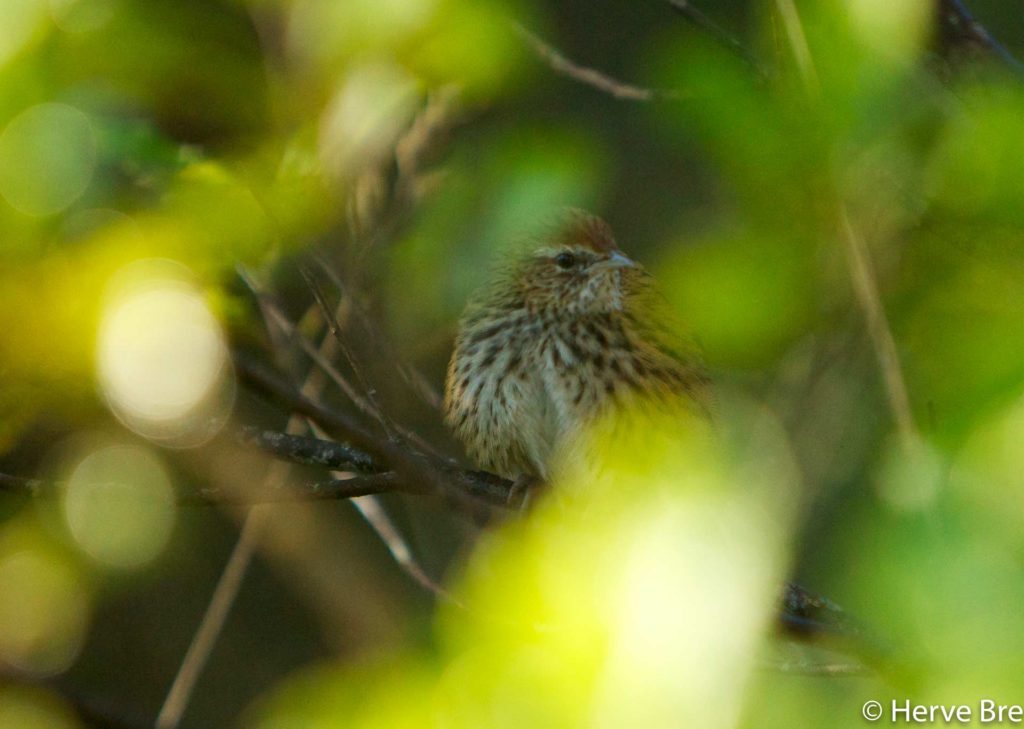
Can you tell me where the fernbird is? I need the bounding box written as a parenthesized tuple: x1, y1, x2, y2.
(444, 211, 710, 486)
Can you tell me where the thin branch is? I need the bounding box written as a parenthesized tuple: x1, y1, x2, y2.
(840, 211, 920, 450)
(158, 85, 466, 725)
(668, 0, 1024, 80)
(298, 264, 346, 341)
(296, 264, 443, 458)
(351, 490, 459, 601)
(759, 657, 869, 677)
(312, 254, 443, 411)
(306, 420, 463, 605)
(322, 84, 481, 606)
(234, 352, 387, 462)
(393, 85, 461, 187)
(769, 0, 921, 449)
(774, 0, 820, 94)
(238, 268, 382, 429)
(155, 504, 266, 729)
(190, 472, 414, 504)
(667, 0, 768, 75)
(939, 0, 1024, 75)
(401, 363, 444, 412)
(157, 273, 340, 729)
(512, 22, 685, 101)
(235, 351, 503, 516)
(241, 272, 443, 460)
(246, 265, 479, 599)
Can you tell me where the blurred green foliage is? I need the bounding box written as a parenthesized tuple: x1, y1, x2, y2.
(2, 0, 1024, 727)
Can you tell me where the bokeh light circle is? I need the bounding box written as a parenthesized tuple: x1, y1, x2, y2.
(48, 0, 117, 34)
(0, 103, 97, 216)
(0, 0, 48, 69)
(97, 259, 234, 446)
(0, 685, 81, 729)
(64, 444, 176, 569)
(0, 548, 89, 675)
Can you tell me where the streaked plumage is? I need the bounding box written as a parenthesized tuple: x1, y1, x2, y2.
(444, 211, 710, 482)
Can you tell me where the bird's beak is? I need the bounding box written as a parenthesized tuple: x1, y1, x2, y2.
(597, 250, 638, 270)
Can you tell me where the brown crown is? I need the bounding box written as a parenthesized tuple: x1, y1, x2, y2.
(556, 210, 619, 253)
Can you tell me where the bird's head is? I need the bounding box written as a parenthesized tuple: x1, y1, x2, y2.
(514, 211, 644, 316)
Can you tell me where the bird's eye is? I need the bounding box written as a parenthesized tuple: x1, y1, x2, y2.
(555, 252, 576, 269)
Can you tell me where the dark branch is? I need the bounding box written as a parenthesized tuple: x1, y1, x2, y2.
(668, 0, 1024, 79)
(313, 255, 445, 411)
(0, 461, 516, 509)
(779, 581, 858, 639)
(236, 426, 518, 505)
(937, 0, 1024, 75)
(293, 265, 443, 459)
(780, 582, 891, 672)
(233, 351, 387, 461)
(513, 22, 686, 101)
(238, 427, 380, 473)
(234, 350, 508, 515)
(186, 472, 411, 505)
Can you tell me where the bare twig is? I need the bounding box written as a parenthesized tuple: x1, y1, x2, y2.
(241, 271, 443, 459)
(393, 85, 462, 198)
(667, 0, 767, 75)
(235, 351, 504, 517)
(770, 0, 920, 449)
(234, 354, 387, 462)
(312, 254, 443, 411)
(314, 86, 478, 608)
(192, 471, 414, 503)
(155, 500, 267, 729)
(237, 427, 513, 507)
(239, 268, 381, 428)
(759, 657, 869, 677)
(670, 0, 1024, 80)
(306, 420, 463, 605)
(840, 211, 919, 449)
(297, 265, 443, 458)
(352, 491, 459, 600)
(773, 0, 820, 94)
(513, 23, 685, 101)
(232, 422, 516, 507)
(156, 268, 344, 729)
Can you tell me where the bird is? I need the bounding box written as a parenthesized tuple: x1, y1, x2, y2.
(443, 210, 711, 488)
